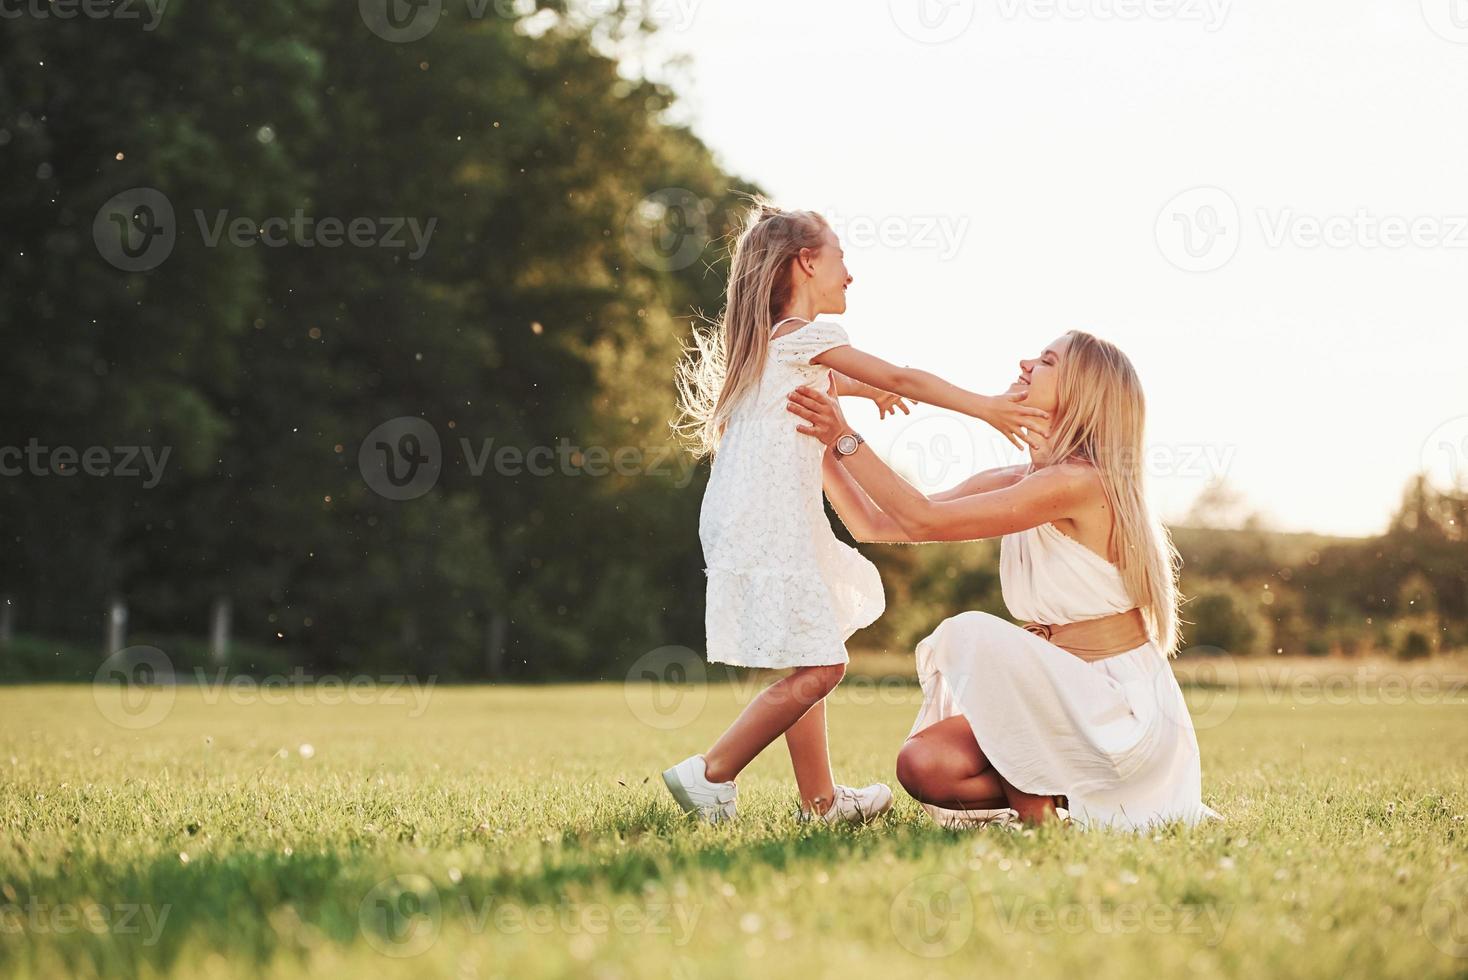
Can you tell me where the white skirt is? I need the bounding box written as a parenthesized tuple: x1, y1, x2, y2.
(910, 611, 1222, 831)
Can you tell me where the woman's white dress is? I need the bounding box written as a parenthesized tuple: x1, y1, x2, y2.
(700, 320, 885, 669)
(910, 521, 1222, 831)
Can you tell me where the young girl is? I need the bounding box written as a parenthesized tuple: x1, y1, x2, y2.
(662, 202, 1048, 824)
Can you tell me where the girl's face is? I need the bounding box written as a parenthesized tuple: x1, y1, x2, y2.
(799, 226, 854, 315)
(1012, 335, 1070, 414)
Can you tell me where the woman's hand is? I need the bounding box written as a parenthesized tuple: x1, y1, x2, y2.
(980, 392, 1050, 452)
(788, 383, 851, 447)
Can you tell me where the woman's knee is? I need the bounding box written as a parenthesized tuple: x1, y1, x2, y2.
(895, 740, 945, 802)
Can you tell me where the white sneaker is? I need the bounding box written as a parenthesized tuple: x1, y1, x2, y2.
(803, 783, 894, 825)
(662, 755, 737, 824)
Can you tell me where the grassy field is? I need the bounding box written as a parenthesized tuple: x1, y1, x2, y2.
(1, 678, 1466, 979)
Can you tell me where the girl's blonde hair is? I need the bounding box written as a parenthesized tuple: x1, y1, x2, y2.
(1042, 331, 1184, 656)
(675, 202, 830, 458)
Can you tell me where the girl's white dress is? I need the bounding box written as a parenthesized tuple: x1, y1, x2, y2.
(909, 521, 1223, 831)
(700, 320, 884, 669)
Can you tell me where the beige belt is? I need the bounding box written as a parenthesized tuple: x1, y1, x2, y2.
(1022, 608, 1150, 662)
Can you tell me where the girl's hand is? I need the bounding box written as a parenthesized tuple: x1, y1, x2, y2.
(832, 372, 911, 419)
(868, 387, 912, 420)
(981, 392, 1050, 451)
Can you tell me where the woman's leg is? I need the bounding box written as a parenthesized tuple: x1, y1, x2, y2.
(896, 716, 1058, 823)
(703, 663, 845, 784)
(896, 716, 1007, 809)
(783, 699, 837, 813)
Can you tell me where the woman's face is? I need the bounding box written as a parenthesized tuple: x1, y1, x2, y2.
(802, 226, 853, 315)
(1012, 335, 1070, 414)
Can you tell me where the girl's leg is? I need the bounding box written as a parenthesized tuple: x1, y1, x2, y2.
(703, 663, 845, 784)
(783, 698, 837, 813)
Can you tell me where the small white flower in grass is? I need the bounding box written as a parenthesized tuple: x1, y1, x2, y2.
(1218, 856, 1235, 871)
(298, 744, 315, 760)
(448, 868, 462, 884)
(179, 852, 190, 864)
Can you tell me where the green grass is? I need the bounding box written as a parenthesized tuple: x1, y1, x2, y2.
(1, 681, 1465, 979)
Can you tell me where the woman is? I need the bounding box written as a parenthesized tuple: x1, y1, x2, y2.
(786, 330, 1222, 830)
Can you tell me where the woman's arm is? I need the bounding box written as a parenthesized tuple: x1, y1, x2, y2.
(791, 385, 1091, 543)
(822, 456, 1027, 541)
(820, 448, 915, 543)
(929, 465, 1030, 501)
(814, 346, 1045, 449)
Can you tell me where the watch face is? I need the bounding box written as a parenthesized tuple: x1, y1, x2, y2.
(837, 435, 858, 456)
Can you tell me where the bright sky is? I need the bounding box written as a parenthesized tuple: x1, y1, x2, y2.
(630, 0, 1468, 536)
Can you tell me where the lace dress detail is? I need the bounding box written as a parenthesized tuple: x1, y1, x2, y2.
(699, 320, 885, 668)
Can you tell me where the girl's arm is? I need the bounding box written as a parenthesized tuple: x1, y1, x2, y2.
(814, 345, 1046, 448)
(792, 385, 1091, 542)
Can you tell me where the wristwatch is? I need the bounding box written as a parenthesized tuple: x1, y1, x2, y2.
(834, 432, 865, 457)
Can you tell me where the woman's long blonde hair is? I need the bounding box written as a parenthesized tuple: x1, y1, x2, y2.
(1042, 331, 1184, 656)
(675, 202, 830, 458)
